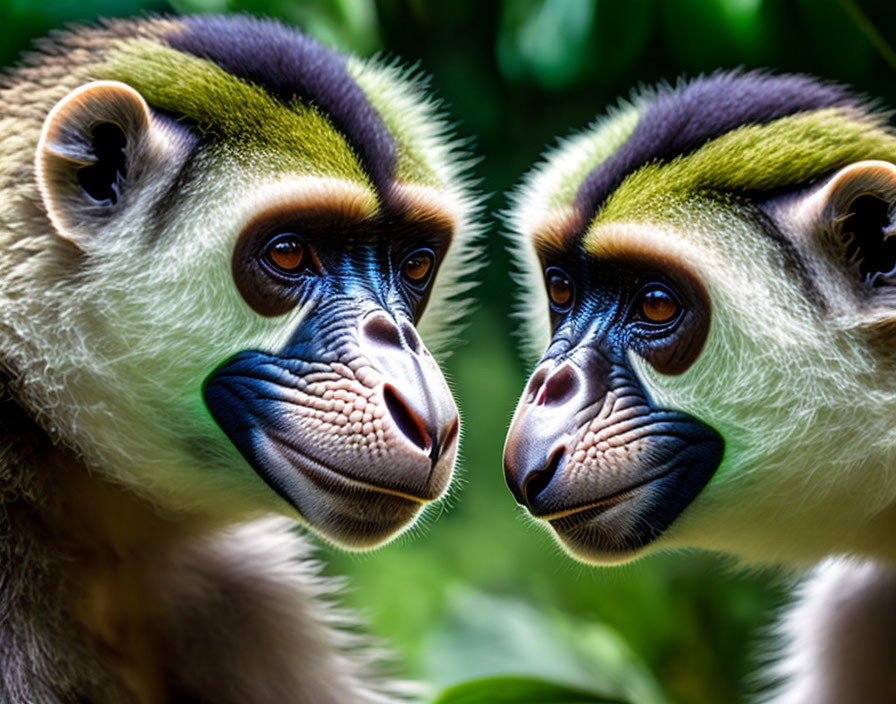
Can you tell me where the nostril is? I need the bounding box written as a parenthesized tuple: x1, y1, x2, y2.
(522, 447, 565, 507)
(360, 314, 403, 350)
(383, 384, 430, 452)
(524, 368, 548, 404)
(401, 321, 423, 355)
(537, 365, 579, 407)
(431, 416, 459, 464)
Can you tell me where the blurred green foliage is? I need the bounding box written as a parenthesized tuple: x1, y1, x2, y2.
(2, 1, 894, 702)
(433, 675, 629, 703)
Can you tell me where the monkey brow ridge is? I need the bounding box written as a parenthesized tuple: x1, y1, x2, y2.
(582, 108, 896, 250)
(595, 110, 896, 221)
(101, 39, 374, 187)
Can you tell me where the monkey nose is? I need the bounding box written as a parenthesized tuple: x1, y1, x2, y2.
(503, 407, 569, 513)
(381, 382, 460, 465)
(504, 357, 607, 514)
(505, 443, 567, 511)
(359, 312, 460, 468)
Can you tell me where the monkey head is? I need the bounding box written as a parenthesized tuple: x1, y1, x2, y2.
(4, 16, 478, 549)
(505, 72, 896, 565)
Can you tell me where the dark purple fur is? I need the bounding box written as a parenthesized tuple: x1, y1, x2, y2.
(166, 15, 396, 195)
(574, 71, 867, 227)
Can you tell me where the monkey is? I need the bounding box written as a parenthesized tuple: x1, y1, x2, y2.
(0, 14, 479, 704)
(503, 70, 896, 703)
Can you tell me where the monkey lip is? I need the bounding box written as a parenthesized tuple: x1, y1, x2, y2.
(266, 431, 443, 504)
(536, 464, 676, 525)
(530, 467, 677, 528)
(533, 438, 723, 560)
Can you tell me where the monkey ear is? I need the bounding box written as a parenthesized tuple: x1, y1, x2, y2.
(805, 160, 896, 290)
(35, 81, 160, 249)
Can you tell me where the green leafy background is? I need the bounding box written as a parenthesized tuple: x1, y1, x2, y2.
(3, 1, 894, 702)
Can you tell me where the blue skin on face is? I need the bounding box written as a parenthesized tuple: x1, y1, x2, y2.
(204, 235, 458, 546)
(505, 255, 724, 556)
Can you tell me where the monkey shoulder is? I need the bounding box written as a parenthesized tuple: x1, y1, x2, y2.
(0, 515, 409, 704)
(760, 558, 896, 704)
(157, 517, 410, 704)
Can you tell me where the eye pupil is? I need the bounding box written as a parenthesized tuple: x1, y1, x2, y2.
(548, 274, 572, 307)
(403, 253, 432, 282)
(266, 235, 304, 273)
(641, 287, 679, 323)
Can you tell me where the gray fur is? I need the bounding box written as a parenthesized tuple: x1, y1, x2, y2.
(760, 559, 896, 704)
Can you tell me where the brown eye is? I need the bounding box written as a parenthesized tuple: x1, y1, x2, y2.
(639, 285, 680, 323)
(264, 234, 305, 274)
(546, 268, 573, 309)
(402, 250, 433, 284)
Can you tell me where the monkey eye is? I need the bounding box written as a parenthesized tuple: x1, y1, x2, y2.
(401, 249, 434, 286)
(635, 284, 681, 325)
(546, 267, 574, 311)
(262, 233, 309, 276)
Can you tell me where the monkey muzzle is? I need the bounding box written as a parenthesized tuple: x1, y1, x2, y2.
(504, 345, 723, 561)
(203, 307, 458, 549)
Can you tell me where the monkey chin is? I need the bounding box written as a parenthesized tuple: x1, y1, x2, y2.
(293, 483, 428, 552)
(255, 431, 457, 551)
(543, 492, 657, 566)
(537, 459, 720, 566)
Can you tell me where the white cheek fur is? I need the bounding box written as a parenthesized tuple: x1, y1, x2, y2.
(632, 243, 895, 563)
(7, 132, 482, 516)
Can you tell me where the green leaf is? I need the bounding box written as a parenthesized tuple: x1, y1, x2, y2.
(421, 587, 669, 704)
(433, 676, 627, 704)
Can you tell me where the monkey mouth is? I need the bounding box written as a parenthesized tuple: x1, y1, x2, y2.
(249, 431, 436, 548)
(538, 463, 678, 524)
(538, 443, 722, 562)
(520, 459, 678, 564)
(505, 405, 724, 561)
(202, 345, 460, 547)
(266, 431, 440, 505)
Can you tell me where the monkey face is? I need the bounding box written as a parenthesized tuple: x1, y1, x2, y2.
(504, 202, 860, 565)
(508, 191, 896, 564)
(114, 174, 462, 550)
(201, 182, 461, 548)
(504, 225, 724, 563)
(504, 71, 896, 565)
(28, 68, 476, 549)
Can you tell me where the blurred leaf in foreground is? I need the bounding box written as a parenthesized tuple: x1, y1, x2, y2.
(423, 588, 669, 704)
(433, 675, 626, 704)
